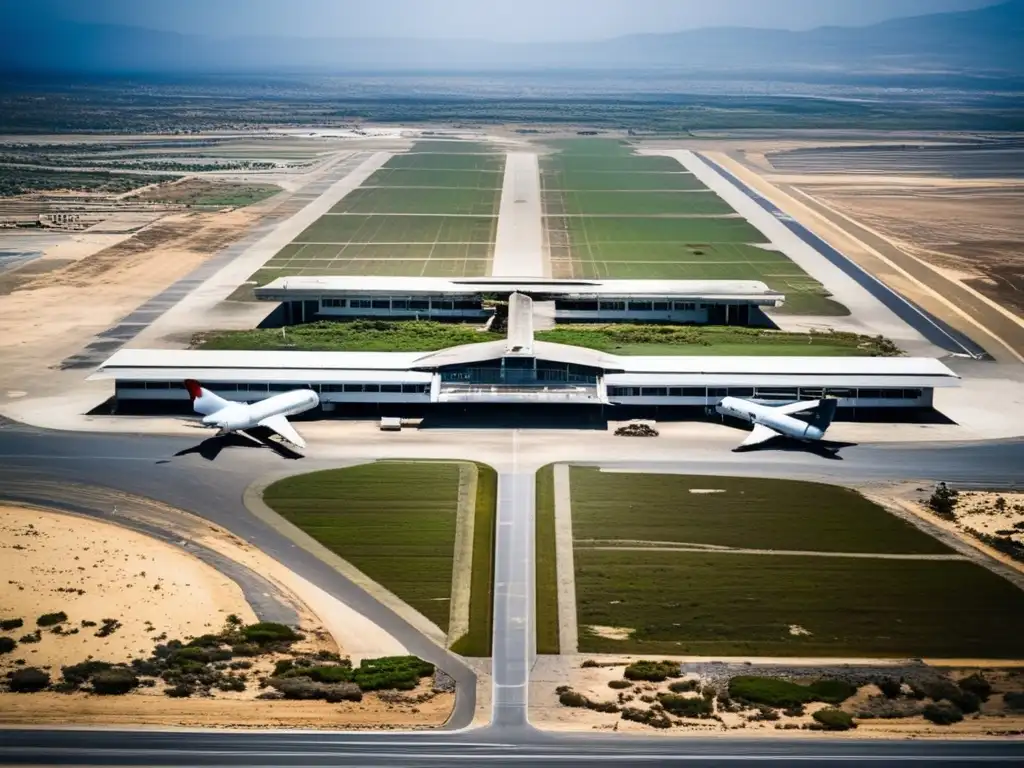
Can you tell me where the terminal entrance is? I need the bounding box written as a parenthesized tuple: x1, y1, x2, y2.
(435, 357, 605, 404)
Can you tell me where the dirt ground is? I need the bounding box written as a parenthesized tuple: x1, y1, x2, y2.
(0, 207, 262, 396)
(798, 184, 1024, 318)
(0, 504, 257, 668)
(534, 658, 1024, 738)
(128, 178, 281, 207)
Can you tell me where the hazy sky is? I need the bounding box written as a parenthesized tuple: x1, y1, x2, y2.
(11, 0, 1003, 41)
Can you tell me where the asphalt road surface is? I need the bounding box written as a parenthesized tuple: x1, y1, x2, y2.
(2, 417, 1024, 764)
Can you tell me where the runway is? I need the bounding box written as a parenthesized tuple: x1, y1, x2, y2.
(1, 417, 1023, 763)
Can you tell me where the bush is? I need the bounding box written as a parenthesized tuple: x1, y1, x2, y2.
(95, 618, 121, 638)
(216, 676, 246, 693)
(1, 618, 23, 632)
(62, 660, 114, 685)
(9, 667, 50, 692)
(186, 634, 225, 648)
(351, 656, 433, 692)
(608, 679, 632, 690)
(782, 704, 806, 717)
(1003, 691, 1024, 711)
(18, 630, 41, 644)
(927, 482, 960, 520)
(854, 695, 923, 720)
(876, 678, 903, 699)
(620, 707, 673, 729)
(728, 676, 855, 708)
(812, 708, 856, 731)
(230, 644, 260, 657)
(268, 677, 360, 702)
(229, 661, 253, 671)
(164, 683, 193, 698)
(580, 659, 600, 668)
(658, 693, 714, 718)
(668, 679, 699, 694)
(923, 701, 964, 725)
(282, 664, 352, 684)
(957, 673, 992, 702)
(748, 706, 780, 722)
(91, 668, 138, 695)
(623, 660, 680, 683)
(0, 637, 16, 655)
(36, 612, 68, 627)
(239, 622, 302, 646)
(559, 690, 589, 708)
(586, 699, 620, 714)
(130, 658, 163, 677)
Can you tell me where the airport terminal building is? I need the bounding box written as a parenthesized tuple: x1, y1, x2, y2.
(253, 276, 784, 326)
(92, 295, 959, 414)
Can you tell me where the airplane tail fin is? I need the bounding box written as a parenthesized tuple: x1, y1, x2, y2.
(807, 398, 838, 432)
(184, 379, 230, 416)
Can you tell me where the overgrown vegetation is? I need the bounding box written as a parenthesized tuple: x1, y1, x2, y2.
(193, 320, 897, 357)
(624, 660, 682, 682)
(0, 166, 177, 197)
(450, 463, 498, 657)
(811, 707, 856, 731)
(36, 611, 68, 627)
(728, 677, 856, 708)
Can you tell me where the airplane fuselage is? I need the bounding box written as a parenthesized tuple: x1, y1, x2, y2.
(201, 389, 319, 433)
(715, 396, 825, 442)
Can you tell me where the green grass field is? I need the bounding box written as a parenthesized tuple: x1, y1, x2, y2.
(332, 187, 501, 215)
(569, 470, 949, 554)
(193, 321, 892, 356)
(544, 190, 735, 216)
(365, 168, 503, 189)
(575, 550, 1024, 657)
(535, 465, 560, 656)
(408, 140, 503, 154)
(543, 171, 708, 191)
(450, 464, 498, 657)
(263, 462, 463, 632)
(569, 470, 1024, 657)
(293, 214, 497, 244)
(564, 215, 767, 244)
(542, 154, 684, 173)
(385, 153, 506, 171)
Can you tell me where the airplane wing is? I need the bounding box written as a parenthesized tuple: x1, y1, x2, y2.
(774, 400, 820, 415)
(257, 414, 307, 449)
(737, 423, 780, 450)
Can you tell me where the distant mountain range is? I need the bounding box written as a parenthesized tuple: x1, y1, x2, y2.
(2, 0, 1022, 78)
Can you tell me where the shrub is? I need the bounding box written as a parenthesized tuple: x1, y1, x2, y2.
(164, 683, 193, 698)
(62, 660, 114, 685)
(812, 708, 856, 731)
(1, 618, 24, 632)
(580, 659, 600, 668)
(323, 682, 362, 703)
(668, 679, 699, 694)
(620, 707, 673, 729)
(230, 644, 260, 657)
(876, 678, 903, 699)
(0, 637, 16, 655)
(1003, 691, 1024, 711)
(268, 677, 359, 702)
(80, 620, 97, 628)
(555, 685, 571, 695)
(95, 618, 121, 638)
(216, 676, 246, 693)
(949, 689, 982, 714)
(186, 634, 225, 648)
(728, 677, 855, 708)
(36, 612, 68, 627)
(91, 668, 138, 695)
(282, 664, 352, 684)
(229, 661, 253, 671)
(608, 679, 632, 690)
(927, 482, 960, 520)
(130, 658, 163, 677)
(586, 699, 620, 714)
(957, 673, 992, 702)
(658, 693, 714, 718)
(854, 695, 923, 720)
(782, 704, 806, 717)
(559, 690, 589, 708)
(923, 701, 964, 725)
(9, 667, 50, 692)
(351, 656, 433, 692)
(623, 660, 680, 683)
(18, 630, 41, 644)
(239, 622, 302, 646)
(748, 706, 781, 722)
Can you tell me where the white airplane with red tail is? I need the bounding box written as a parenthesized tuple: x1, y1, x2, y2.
(184, 379, 319, 449)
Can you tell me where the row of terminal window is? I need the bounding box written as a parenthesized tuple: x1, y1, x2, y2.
(117, 382, 429, 395)
(321, 298, 480, 311)
(555, 300, 703, 312)
(606, 387, 924, 399)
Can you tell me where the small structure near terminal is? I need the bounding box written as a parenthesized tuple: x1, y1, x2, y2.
(253, 276, 784, 327)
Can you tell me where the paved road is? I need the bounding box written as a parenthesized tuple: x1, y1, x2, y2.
(2, 419, 1024, 763)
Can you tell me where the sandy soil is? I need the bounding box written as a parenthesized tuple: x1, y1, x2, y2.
(0, 685, 453, 730)
(0, 207, 262, 397)
(0, 504, 257, 669)
(532, 657, 1024, 738)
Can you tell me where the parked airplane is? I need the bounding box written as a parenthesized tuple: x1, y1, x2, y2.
(184, 379, 319, 449)
(715, 396, 839, 452)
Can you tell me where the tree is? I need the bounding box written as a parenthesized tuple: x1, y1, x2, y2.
(927, 483, 960, 520)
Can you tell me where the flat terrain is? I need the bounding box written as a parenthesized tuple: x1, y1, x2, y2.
(194, 320, 895, 357)
(567, 470, 1024, 657)
(540, 139, 841, 314)
(263, 462, 463, 633)
(127, 179, 281, 207)
(258, 141, 504, 278)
